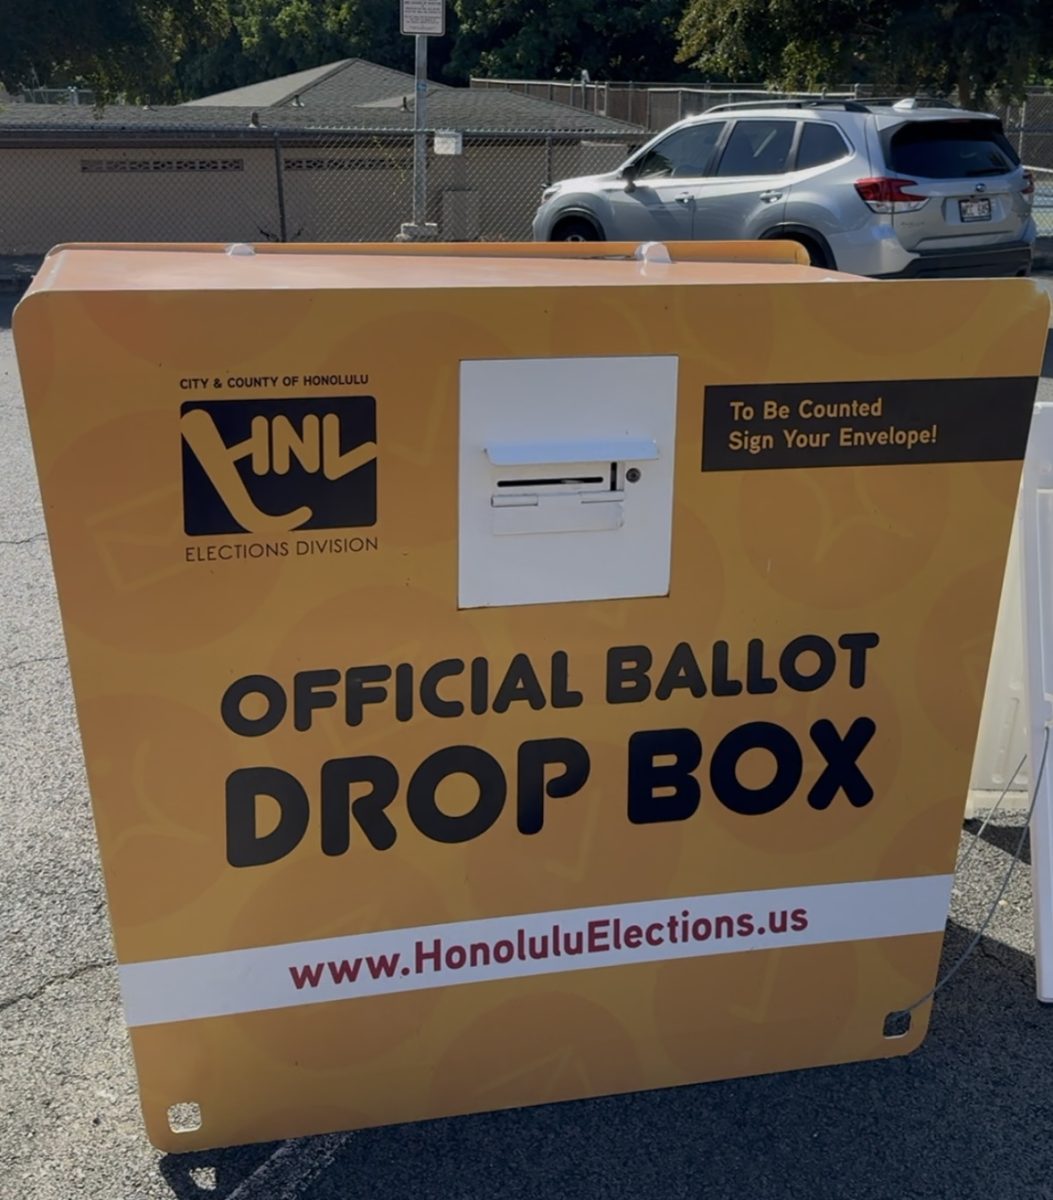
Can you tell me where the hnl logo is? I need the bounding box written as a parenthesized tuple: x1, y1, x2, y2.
(180, 397, 377, 536)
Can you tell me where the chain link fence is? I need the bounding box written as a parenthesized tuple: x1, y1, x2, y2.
(4, 89, 1053, 256)
(1029, 169, 1053, 236)
(0, 128, 643, 255)
(1014, 93, 1053, 182)
(473, 78, 1053, 145)
(472, 79, 875, 130)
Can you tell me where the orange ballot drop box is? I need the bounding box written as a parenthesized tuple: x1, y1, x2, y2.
(13, 240, 1050, 1151)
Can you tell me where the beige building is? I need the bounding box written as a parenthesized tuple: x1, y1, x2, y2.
(0, 60, 644, 254)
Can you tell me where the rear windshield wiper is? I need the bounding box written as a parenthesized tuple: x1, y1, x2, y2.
(965, 167, 1010, 176)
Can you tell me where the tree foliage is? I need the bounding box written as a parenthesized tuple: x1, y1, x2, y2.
(677, 0, 1053, 108)
(0, 0, 227, 101)
(3, 0, 1052, 105)
(172, 0, 463, 99)
(175, 0, 687, 98)
(449, 0, 685, 83)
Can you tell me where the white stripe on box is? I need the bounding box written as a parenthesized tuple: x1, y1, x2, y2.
(118, 874, 953, 1028)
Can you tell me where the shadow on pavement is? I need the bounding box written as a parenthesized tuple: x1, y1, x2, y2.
(1044, 328, 1053, 378)
(157, 921, 1053, 1200)
(157, 1142, 275, 1200)
(965, 817, 1031, 866)
(0, 297, 16, 330)
(158, 1143, 278, 1199)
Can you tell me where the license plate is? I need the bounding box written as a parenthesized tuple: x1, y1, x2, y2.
(960, 197, 992, 222)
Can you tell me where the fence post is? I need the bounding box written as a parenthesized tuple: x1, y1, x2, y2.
(545, 135, 554, 186)
(272, 132, 288, 243)
(412, 34, 429, 228)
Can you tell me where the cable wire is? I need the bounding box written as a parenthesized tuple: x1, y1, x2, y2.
(956, 749, 1028, 873)
(890, 723, 1050, 1021)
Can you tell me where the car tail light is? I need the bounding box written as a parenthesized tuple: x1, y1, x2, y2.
(1023, 170, 1035, 197)
(854, 177, 928, 213)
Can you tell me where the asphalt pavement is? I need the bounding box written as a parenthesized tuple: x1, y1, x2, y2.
(4, 281, 1053, 1200)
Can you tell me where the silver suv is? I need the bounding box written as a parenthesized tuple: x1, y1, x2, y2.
(531, 99, 1036, 277)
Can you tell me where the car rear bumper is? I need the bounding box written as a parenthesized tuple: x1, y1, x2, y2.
(876, 242, 1033, 279)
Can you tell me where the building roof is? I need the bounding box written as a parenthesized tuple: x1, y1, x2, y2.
(182, 58, 448, 109)
(3, 57, 645, 137)
(282, 58, 452, 108)
(0, 93, 642, 136)
(181, 61, 355, 108)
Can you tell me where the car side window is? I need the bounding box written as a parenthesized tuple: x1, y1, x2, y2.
(715, 120, 796, 177)
(796, 122, 851, 170)
(633, 123, 726, 180)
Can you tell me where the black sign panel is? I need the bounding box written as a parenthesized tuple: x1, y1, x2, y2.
(181, 397, 377, 536)
(702, 378, 1036, 472)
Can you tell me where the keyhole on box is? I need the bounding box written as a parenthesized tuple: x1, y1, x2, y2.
(626, 467, 641, 483)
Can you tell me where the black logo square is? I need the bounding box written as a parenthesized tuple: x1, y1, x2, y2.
(181, 396, 376, 536)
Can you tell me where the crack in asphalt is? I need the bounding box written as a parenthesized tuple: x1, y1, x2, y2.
(0, 532, 46, 547)
(0, 959, 113, 1014)
(1, 653, 66, 674)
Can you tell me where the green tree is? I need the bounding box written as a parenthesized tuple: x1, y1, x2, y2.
(173, 0, 457, 100)
(449, 0, 686, 83)
(677, 0, 1053, 108)
(234, 0, 415, 77)
(0, 0, 228, 101)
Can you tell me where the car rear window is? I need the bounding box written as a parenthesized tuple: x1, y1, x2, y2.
(883, 119, 1020, 179)
(796, 122, 851, 170)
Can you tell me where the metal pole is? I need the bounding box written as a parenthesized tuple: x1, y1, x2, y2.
(273, 133, 288, 243)
(1021, 401, 1053, 1001)
(413, 34, 428, 228)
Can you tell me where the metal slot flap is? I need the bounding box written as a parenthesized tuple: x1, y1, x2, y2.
(485, 439, 658, 466)
(492, 493, 624, 536)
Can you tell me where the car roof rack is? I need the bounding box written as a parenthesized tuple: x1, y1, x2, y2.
(702, 99, 870, 114)
(862, 96, 959, 110)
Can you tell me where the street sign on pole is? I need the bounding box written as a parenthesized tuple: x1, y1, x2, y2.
(411, 34, 428, 229)
(399, 0, 443, 240)
(401, 0, 445, 37)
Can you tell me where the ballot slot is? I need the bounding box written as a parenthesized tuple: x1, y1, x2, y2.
(491, 471, 610, 504)
(489, 464, 623, 536)
(493, 473, 607, 497)
(485, 438, 660, 532)
(459, 357, 678, 608)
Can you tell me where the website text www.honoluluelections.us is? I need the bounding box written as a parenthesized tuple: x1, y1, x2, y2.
(117, 878, 954, 1026)
(288, 904, 810, 992)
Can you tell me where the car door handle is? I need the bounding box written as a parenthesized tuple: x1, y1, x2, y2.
(759, 190, 783, 203)
(674, 193, 693, 204)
